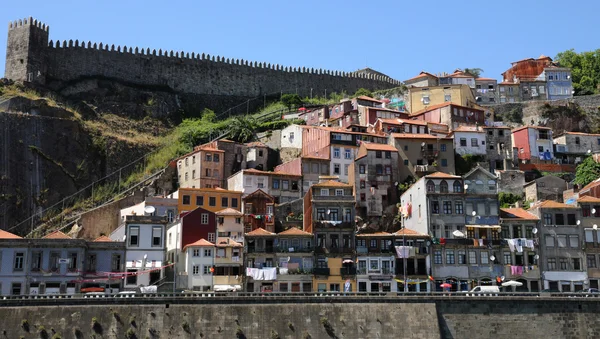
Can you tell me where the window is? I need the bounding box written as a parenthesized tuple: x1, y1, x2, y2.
(203, 265, 212, 274)
(557, 235, 567, 247)
(152, 226, 162, 247)
(192, 265, 200, 275)
(376, 164, 383, 175)
(344, 208, 352, 222)
(555, 214, 565, 226)
(329, 209, 339, 221)
(453, 181, 462, 193)
(454, 202, 463, 214)
(270, 179, 280, 190)
(204, 249, 212, 257)
(588, 255, 597, 268)
(385, 165, 392, 175)
(209, 197, 216, 206)
(567, 214, 577, 225)
(404, 145, 408, 151)
(185, 158, 189, 166)
(543, 213, 552, 225)
(547, 258, 556, 270)
(208, 233, 215, 242)
(444, 94, 451, 102)
(456, 250, 466, 264)
(441, 159, 448, 167)
(129, 226, 139, 246)
(231, 198, 238, 208)
(480, 251, 489, 264)
(359, 165, 365, 174)
(440, 144, 446, 152)
(545, 235, 555, 247)
(559, 258, 568, 270)
(385, 151, 391, 159)
(205, 168, 212, 177)
(422, 95, 430, 105)
(282, 180, 289, 190)
(31, 251, 42, 271)
(193, 249, 200, 257)
(439, 181, 448, 193)
(205, 154, 212, 162)
(333, 148, 340, 158)
(569, 235, 579, 248)
(375, 151, 382, 158)
(196, 196, 204, 206)
(583, 205, 591, 217)
(443, 201, 452, 214)
(404, 159, 409, 166)
(431, 201, 440, 214)
(586, 230, 594, 243)
(334, 164, 340, 175)
(111, 254, 122, 271)
(446, 250, 455, 264)
(257, 177, 265, 188)
(201, 213, 209, 225)
(434, 250, 442, 264)
(538, 146, 544, 153)
(360, 193, 366, 201)
(221, 197, 228, 207)
(460, 138, 467, 147)
(575, 137, 580, 145)
(471, 138, 478, 147)
(427, 180, 435, 192)
(183, 195, 191, 205)
(213, 154, 220, 162)
(468, 251, 477, 264)
(335, 189, 344, 196)
(344, 164, 349, 176)
(192, 170, 196, 179)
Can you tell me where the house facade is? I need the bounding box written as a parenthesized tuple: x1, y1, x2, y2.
(452, 126, 487, 156)
(512, 126, 554, 163)
(227, 169, 302, 203)
(213, 237, 243, 291)
(524, 176, 569, 203)
(242, 189, 275, 233)
(176, 145, 225, 189)
(182, 238, 214, 291)
(553, 132, 600, 165)
(409, 103, 485, 131)
(177, 187, 242, 214)
(391, 133, 455, 181)
(483, 126, 513, 171)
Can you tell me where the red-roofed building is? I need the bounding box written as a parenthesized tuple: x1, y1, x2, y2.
(181, 238, 214, 291)
(350, 142, 400, 218)
(227, 168, 302, 203)
(391, 133, 455, 181)
(370, 118, 429, 136)
(242, 189, 275, 233)
(404, 71, 439, 88)
(511, 126, 554, 164)
(410, 102, 485, 131)
(176, 143, 226, 189)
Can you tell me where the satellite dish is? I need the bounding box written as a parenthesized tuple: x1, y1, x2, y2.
(501, 276, 505, 281)
(387, 240, 392, 245)
(287, 256, 291, 262)
(593, 209, 597, 214)
(426, 241, 431, 246)
(144, 206, 156, 215)
(490, 255, 496, 262)
(534, 254, 539, 260)
(122, 235, 127, 241)
(594, 225, 598, 230)
(532, 228, 538, 234)
(453, 230, 465, 238)
(577, 220, 581, 226)
(421, 142, 426, 147)
(472, 211, 477, 216)
(327, 209, 331, 215)
(395, 182, 399, 186)
(464, 184, 469, 190)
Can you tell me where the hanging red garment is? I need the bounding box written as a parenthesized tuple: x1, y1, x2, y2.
(440, 238, 446, 245)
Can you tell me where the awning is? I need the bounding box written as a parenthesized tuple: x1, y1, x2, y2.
(126, 260, 143, 268)
(544, 271, 587, 282)
(466, 225, 501, 229)
(145, 260, 162, 269)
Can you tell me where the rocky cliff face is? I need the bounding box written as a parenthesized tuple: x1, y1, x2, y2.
(0, 83, 165, 234)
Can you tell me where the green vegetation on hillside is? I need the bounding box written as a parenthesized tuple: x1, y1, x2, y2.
(555, 49, 600, 95)
(575, 156, 600, 188)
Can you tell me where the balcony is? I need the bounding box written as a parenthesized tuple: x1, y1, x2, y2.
(340, 267, 357, 276)
(465, 215, 499, 225)
(277, 245, 314, 253)
(312, 195, 355, 201)
(313, 221, 353, 229)
(414, 165, 435, 173)
(314, 247, 354, 254)
(246, 247, 275, 254)
(503, 265, 540, 280)
(366, 268, 393, 276)
(421, 149, 439, 158)
(313, 267, 330, 276)
(356, 246, 394, 254)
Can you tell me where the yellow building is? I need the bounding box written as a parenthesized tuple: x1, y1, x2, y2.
(212, 237, 243, 290)
(313, 257, 356, 292)
(178, 188, 243, 214)
(407, 84, 477, 113)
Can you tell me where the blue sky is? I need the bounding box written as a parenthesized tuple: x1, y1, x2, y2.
(1, 0, 599, 82)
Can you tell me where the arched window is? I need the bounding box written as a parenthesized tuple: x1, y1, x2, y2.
(453, 180, 462, 193)
(439, 180, 448, 193)
(426, 180, 435, 193)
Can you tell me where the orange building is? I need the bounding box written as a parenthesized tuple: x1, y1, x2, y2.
(178, 188, 243, 214)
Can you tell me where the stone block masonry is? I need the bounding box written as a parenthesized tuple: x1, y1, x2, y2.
(5, 17, 400, 101)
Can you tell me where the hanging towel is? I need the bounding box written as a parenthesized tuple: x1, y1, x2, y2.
(510, 265, 518, 275)
(515, 266, 524, 275)
(473, 239, 479, 246)
(478, 239, 484, 247)
(525, 239, 534, 249)
(395, 246, 411, 258)
(507, 239, 515, 252)
(263, 267, 277, 281)
(516, 240, 523, 253)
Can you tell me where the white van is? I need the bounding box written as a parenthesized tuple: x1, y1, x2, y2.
(465, 285, 499, 296)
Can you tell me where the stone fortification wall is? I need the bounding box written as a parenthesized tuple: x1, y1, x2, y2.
(6, 18, 400, 100)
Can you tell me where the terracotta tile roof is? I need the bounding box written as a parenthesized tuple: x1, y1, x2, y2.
(532, 200, 579, 209)
(425, 172, 461, 179)
(391, 133, 451, 140)
(245, 141, 268, 147)
(561, 131, 600, 137)
(93, 236, 113, 242)
(362, 143, 398, 152)
(482, 125, 511, 129)
(243, 189, 275, 201)
(355, 95, 383, 103)
(410, 102, 452, 115)
(311, 180, 353, 188)
(317, 126, 384, 137)
(216, 237, 243, 248)
(356, 232, 393, 237)
(498, 82, 519, 85)
(577, 196, 600, 203)
(245, 228, 276, 236)
(183, 238, 214, 251)
(452, 125, 485, 133)
(475, 77, 497, 81)
(215, 208, 244, 216)
(500, 208, 539, 220)
(405, 71, 438, 81)
(394, 228, 429, 237)
(378, 118, 428, 126)
(42, 230, 71, 239)
(448, 73, 474, 78)
(427, 122, 450, 131)
(242, 168, 302, 177)
(278, 227, 313, 236)
(179, 187, 242, 194)
(580, 178, 600, 192)
(511, 125, 552, 133)
(0, 229, 22, 239)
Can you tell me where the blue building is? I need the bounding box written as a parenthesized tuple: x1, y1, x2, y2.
(544, 67, 573, 100)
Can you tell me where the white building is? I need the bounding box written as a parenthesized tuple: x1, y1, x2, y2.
(110, 216, 167, 289)
(280, 124, 304, 149)
(119, 194, 178, 224)
(227, 169, 302, 203)
(182, 239, 214, 291)
(329, 144, 356, 183)
(452, 125, 487, 156)
(216, 208, 245, 244)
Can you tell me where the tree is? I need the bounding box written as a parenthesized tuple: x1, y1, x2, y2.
(200, 108, 216, 123)
(228, 115, 258, 143)
(281, 94, 303, 110)
(463, 68, 484, 78)
(353, 88, 373, 98)
(575, 156, 600, 188)
(555, 48, 600, 95)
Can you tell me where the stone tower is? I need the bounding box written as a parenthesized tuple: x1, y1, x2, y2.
(5, 17, 49, 84)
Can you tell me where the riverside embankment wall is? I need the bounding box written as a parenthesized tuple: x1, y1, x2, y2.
(1, 296, 599, 338)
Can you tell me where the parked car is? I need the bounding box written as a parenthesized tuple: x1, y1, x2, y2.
(578, 288, 600, 293)
(463, 286, 499, 296)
